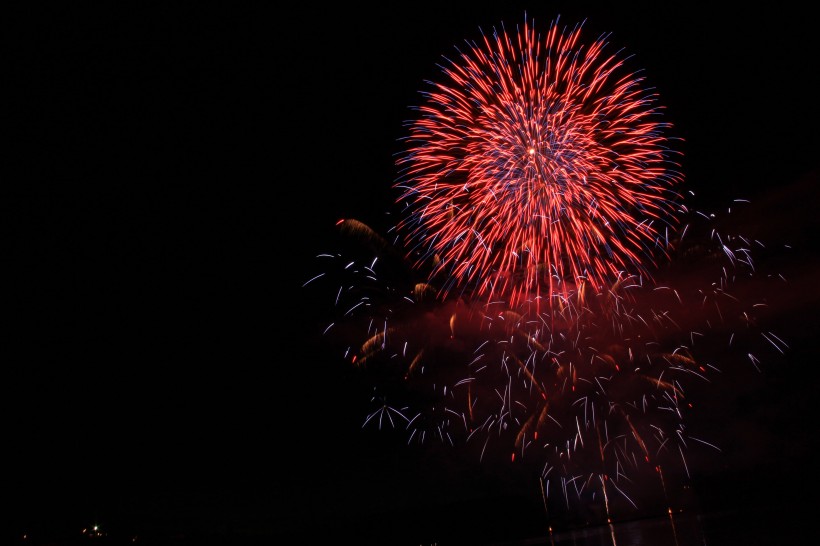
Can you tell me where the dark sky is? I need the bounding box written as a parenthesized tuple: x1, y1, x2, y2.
(4, 2, 820, 544)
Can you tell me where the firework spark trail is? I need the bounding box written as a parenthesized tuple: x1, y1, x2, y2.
(303, 14, 790, 525)
(306, 204, 785, 519)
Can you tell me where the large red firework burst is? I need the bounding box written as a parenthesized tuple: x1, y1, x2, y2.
(395, 16, 684, 310)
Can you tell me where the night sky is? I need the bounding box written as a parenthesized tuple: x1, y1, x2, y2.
(5, 2, 820, 545)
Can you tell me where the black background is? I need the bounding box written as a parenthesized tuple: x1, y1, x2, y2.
(4, 2, 820, 544)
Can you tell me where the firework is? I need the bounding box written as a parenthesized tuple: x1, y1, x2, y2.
(304, 15, 788, 527)
(394, 15, 684, 312)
